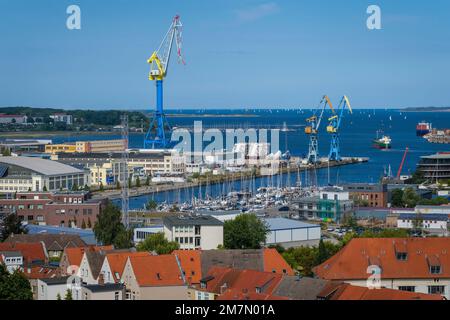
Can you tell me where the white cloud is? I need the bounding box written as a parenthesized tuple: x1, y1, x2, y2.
(236, 2, 280, 23)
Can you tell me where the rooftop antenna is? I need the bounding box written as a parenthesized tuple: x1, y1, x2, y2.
(121, 114, 129, 229)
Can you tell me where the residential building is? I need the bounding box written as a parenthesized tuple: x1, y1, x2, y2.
(77, 250, 107, 285)
(37, 277, 71, 300)
(174, 248, 294, 289)
(0, 156, 89, 194)
(80, 283, 125, 300)
(263, 218, 321, 247)
(49, 113, 73, 125)
(0, 242, 48, 267)
(293, 189, 354, 222)
(343, 183, 388, 208)
(163, 216, 224, 250)
(314, 237, 450, 299)
(0, 251, 23, 272)
(0, 191, 103, 228)
(99, 252, 151, 284)
(0, 113, 27, 124)
(120, 255, 188, 300)
(417, 152, 450, 182)
(4, 233, 87, 259)
(59, 245, 114, 276)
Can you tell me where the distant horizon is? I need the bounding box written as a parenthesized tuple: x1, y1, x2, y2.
(1, 105, 449, 112)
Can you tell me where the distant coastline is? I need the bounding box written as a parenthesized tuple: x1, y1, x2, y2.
(402, 107, 450, 112)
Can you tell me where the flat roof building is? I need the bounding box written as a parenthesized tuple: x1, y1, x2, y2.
(163, 216, 224, 250)
(263, 218, 321, 248)
(0, 156, 89, 193)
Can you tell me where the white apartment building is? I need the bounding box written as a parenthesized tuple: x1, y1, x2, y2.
(163, 216, 224, 250)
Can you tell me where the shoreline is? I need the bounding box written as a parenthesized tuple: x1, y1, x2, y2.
(91, 157, 368, 202)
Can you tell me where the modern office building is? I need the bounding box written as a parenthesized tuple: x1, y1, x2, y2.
(0, 156, 89, 193)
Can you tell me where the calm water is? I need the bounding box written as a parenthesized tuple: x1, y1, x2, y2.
(50, 109, 450, 209)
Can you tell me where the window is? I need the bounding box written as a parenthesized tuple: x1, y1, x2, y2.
(396, 252, 408, 261)
(398, 286, 415, 292)
(428, 286, 445, 295)
(430, 265, 441, 274)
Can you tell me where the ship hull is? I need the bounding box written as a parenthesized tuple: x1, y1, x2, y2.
(372, 140, 391, 149)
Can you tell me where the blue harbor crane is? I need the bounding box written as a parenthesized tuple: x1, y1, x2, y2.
(144, 15, 185, 149)
(326, 95, 352, 161)
(304, 95, 334, 164)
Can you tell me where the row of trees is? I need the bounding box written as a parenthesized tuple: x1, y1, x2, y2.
(391, 187, 449, 208)
(0, 264, 33, 300)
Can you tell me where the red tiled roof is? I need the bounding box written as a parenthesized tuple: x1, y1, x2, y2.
(0, 242, 46, 264)
(198, 266, 284, 297)
(263, 248, 294, 275)
(64, 245, 113, 267)
(172, 250, 202, 284)
(128, 255, 184, 287)
(314, 237, 450, 280)
(218, 289, 289, 300)
(105, 252, 150, 282)
(24, 266, 59, 280)
(327, 283, 444, 300)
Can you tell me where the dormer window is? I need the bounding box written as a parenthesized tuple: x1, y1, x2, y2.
(430, 265, 441, 274)
(396, 252, 408, 261)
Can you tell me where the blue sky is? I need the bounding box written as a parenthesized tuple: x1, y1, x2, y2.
(0, 0, 449, 109)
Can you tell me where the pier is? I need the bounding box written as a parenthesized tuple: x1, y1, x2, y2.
(91, 157, 369, 201)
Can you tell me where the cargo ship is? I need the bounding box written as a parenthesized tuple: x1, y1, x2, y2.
(416, 122, 432, 136)
(373, 132, 391, 149)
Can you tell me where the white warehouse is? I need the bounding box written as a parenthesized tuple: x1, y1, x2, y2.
(263, 218, 321, 248)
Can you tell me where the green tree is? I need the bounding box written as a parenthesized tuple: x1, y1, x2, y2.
(99, 183, 104, 192)
(113, 228, 134, 249)
(0, 265, 33, 300)
(223, 214, 269, 249)
(145, 199, 158, 211)
(391, 189, 404, 207)
(418, 197, 449, 206)
(83, 185, 90, 192)
(87, 217, 92, 229)
(0, 213, 28, 241)
(136, 232, 180, 254)
(135, 176, 141, 188)
(1, 147, 11, 156)
(281, 241, 341, 277)
(42, 185, 48, 192)
(93, 201, 131, 248)
(81, 219, 86, 229)
(146, 176, 151, 186)
(116, 180, 121, 190)
(72, 183, 79, 191)
(402, 187, 420, 208)
(64, 289, 73, 300)
(56, 293, 62, 300)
